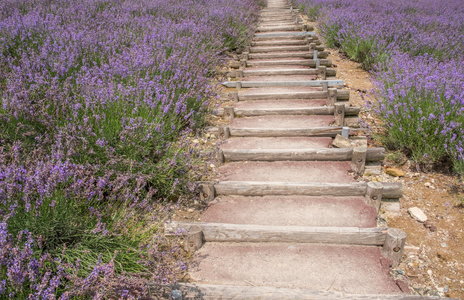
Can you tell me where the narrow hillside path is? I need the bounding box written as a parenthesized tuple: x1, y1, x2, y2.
(162, 1, 453, 298)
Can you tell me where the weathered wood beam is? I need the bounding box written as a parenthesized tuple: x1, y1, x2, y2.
(214, 181, 368, 196)
(239, 67, 336, 76)
(222, 79, 343, 88)
(351, 147, 367, 175)
(248, 51, 329, 59)
(210, 181, 403, 199)
(365, 182, 383, 212)
(216, 106, 360, 117)
(229, 126, 343, 137)
(256, 25, 303, 32)
(165, 221, 387, 245)
(254, 31, 316, 38)
(334, 102, 345, 126)
(245, 58, 332, 68)
(382, 228, 407, 268)
(150, 283, 454, 300)
(222, 148, 385, 162)
(237, 89, 349, 101)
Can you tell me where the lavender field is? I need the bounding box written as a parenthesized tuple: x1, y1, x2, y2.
(293, 0, 464, 172)
(0, 0, 260, 298)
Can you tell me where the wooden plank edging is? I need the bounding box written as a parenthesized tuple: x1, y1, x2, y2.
(228, 127, 343, 137)
(222, 148, 385, 162)
(237, 89, 349, 101)
(214, 181, 367, 196)
(215, 106, 360, 116)
(149, 283, 452, 299)
(222, 79, 343, 88)
(210, 181, 403, 199)
(165, 221, 387, 245)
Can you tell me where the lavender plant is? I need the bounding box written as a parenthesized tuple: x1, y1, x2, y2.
(293, 0, 464, 172)
(0, 0, 260, 297)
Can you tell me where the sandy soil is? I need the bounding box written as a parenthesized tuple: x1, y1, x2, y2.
(306, 20, 464, 299)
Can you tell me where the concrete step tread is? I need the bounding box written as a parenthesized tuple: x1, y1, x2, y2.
(201, 195, 377, 227)
(188, 243, 403, 294)
(220, 137, 332, 150)
(229, 115, 334, 129)
(241, 75, 318, 81)
(216, 161, 353, 183)
(157, 283, 440, 299)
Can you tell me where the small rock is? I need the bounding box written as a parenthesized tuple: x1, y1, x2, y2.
(404, 245, 420, 254)
(441, 242, 447, 248)
(408, 207, 428, 222)
(424, 182, 435, 189)
(396, 269, 404, 275)
(332, 134, 352, 148)
(386, 167, 406, 177)
(192, 139, 199, 144)
(380, 256, 392, 268)
(396, 279, 410, 293)
(187, 208, 194, 213)
(423, 221, 432, 228)
(437, 251, 449, 261)
(414, 287, 425, 295)
(430, 225, 437, 232)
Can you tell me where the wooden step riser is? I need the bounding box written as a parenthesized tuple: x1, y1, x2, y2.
(205, 126, 344, 139)
(238, 89, 349, 101)
(216, 106, 359, 117)
(221, 148, 385, 162)
(230, 128, 340, 138)
(152, 283, 446, 300)
(258, 21, 298, 25)
(228, 68, 336, 77)
(257, 26, 303, 32)
(212, 181, 404, 199)
(249, 52, 328, 59)
(250, 46, 308, 52)
(259, 15, 295, 19)
(252, 37, 320, 44)
(259, 18, 301, 23)
(252, 40, 307, 46)
(260, 13, 294, 16)
(254, 33, 315, 40)
(253, 35, 307, 41)
(250, 46, 324, 53)
(224, 80, 343, 89)
(245, 59, 332, 68)
(165, 221, 387, 246)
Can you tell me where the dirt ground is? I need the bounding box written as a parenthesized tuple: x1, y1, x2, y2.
(322, 27, 464, 299)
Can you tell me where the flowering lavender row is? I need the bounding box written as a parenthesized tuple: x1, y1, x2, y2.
(0, 0, 261, 297)
(293, 0, 464, 171)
